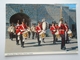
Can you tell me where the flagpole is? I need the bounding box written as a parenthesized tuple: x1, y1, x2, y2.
(60, 6, 62, 18)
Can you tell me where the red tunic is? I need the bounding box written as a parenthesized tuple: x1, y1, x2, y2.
(15, 25, 20, 34)
(35, 26, 41, 33)
(55, 25, 59, 30)
(50, 25, 56, 34)
(40, 22, 42, 30)
(64, 24, 69, 32)
(59, 24, 66, 35)
(19, 24, 27, 34)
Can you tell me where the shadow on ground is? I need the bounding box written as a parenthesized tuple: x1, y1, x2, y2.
(66, 46, 78, 51)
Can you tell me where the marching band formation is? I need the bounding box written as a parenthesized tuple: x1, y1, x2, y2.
(7, 18, 73, 50)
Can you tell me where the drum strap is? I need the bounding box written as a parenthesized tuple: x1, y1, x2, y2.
(22, 25, 25, 29)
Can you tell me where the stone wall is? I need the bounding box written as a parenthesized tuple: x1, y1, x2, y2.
(69, 9, 76, 30)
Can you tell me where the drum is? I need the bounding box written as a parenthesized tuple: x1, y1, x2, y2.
(55, 31, 61, 39)
(67, 29, 73, 37)
(39, 30, 46, 38)
(22, 31, 28, 38)
(40, 33, 46, 38)
(42, 18, 47, 30)
(68, 33, 73, 37)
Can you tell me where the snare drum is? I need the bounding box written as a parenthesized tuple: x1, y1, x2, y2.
(55, 31, 61, 39)
(39, 30, 46, 38)
(67, 29, 73, 37)
(40, 33, 46, 38)
(22, 31, 28, 38)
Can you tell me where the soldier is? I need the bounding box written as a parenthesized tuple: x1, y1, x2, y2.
(7, 24, 12, 39)
(55, 23, 59, 41)
(7, 23, 15, 40)
(64, 22, 69, 43)
(15, 20, 20, 45)
(31, 24, 36, 39)
(27, 26, 31, 38)
(19, 20, 28, 48)
(50, 22, 56, 44)
(39, 18, 48, 43)
(58, 18, 66, 50)
(35, 22, 41, 46)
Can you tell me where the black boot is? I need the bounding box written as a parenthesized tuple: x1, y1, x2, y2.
(42, 38, 45, 43)
(38, 41, 41, 46)
(11, 38, 13, 41)
(21, 42, 23, 47)
(61, 46, 66, 50)
(22, 42, 24, 48)
(53, 41, 56, 44)
(65, 40, 69, 44)
(16, 40, 19, 45)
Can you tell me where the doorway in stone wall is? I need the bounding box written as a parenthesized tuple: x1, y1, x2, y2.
(10, 13, 31, 26)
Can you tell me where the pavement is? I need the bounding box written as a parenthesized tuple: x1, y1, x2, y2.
(5, 36, 78, 56)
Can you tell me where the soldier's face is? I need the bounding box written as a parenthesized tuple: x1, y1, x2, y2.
(55, 24, 58, 26)
(38, 23, 40, 26)
(60, 21, 63, 24)
(52, 24, 54, 26)
(22, 22, 24, 25)
(65, 23, 67, 25)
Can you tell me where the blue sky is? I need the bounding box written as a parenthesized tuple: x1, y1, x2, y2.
(62, 4, 76, 9)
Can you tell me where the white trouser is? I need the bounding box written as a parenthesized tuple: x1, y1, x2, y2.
(40, 37, 42, 41)
(65, 32, 67, 40)
(23, 38, 26, 42)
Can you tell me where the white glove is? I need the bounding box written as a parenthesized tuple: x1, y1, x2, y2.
(38, 30, 41, 32)
(21, 29, 25, 32)
(17, 32, 20, 35)
(53, 30, 56, 32)
(42, 30, 46, 33)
